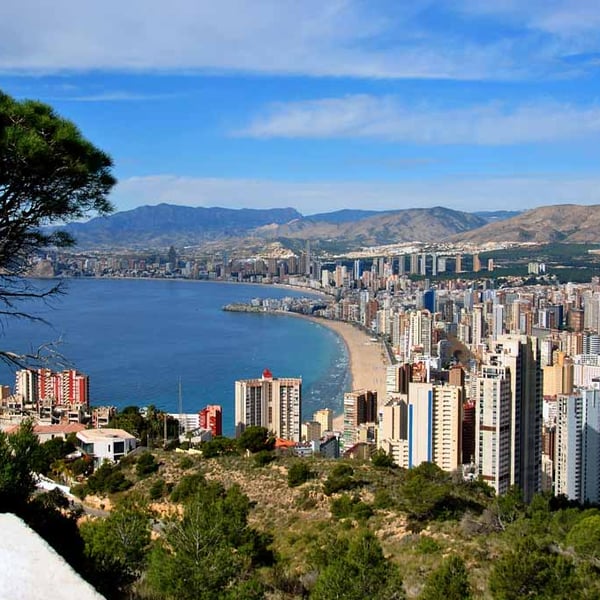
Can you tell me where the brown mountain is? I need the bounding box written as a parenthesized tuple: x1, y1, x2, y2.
(256, 206, 487, 246)
(452, 204, 600, 244)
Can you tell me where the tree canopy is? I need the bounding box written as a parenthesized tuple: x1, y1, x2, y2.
(0, 91, 115, 269)
(0, 91, 115, 363)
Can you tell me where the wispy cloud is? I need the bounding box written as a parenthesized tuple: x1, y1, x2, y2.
(60, 91, 179, 102)
(111, 174, 600, 214)
(0, 0, 595, 79)
(238, 96, 600, 144)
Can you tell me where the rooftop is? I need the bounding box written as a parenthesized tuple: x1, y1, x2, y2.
(76, 428, 136, 442)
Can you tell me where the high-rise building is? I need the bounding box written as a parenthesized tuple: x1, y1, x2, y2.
(480, 335, 543, 501)
(15, 368, 89, 411)
(379, 397, 409, 468)
(455, 255, 463, 273)
(431, 384, 463, 472)
(410, 253, 419, 275)
(409, 310, 432, 356)
(406, 382, 463, 470)
(475, 365, 512, 495)
(199, 404, 223, 437)
(301, 420, 322, 442)
(343, 389, 377, 447)
(234, 369, 302, 442)
(555, 387, 600, 504)
(313, 408, 333, 432)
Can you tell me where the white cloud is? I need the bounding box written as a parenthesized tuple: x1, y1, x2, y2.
(111, 174, 600, 215)
(238, 96, 600, 144)
(0, 0, 592, 79)
(457, 0, 600, 36)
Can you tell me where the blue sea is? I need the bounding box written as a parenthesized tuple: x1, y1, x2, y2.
(0, 279, 349, 435)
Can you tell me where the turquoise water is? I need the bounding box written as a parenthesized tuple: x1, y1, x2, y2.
(0, 279, 348, 435)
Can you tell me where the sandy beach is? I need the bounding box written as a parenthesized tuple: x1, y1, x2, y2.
(297, 316, 390, 429)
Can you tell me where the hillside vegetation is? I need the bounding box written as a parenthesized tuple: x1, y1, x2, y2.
(3, 423, 600, 599)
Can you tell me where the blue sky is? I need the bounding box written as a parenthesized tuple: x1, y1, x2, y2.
(2, 0, 600, 215)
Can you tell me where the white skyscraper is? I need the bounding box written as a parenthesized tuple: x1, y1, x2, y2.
(475, 365, 512, 495)
(555, 387, 600, 503)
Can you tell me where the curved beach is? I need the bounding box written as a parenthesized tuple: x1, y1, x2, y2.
(300, 316, 389, 428)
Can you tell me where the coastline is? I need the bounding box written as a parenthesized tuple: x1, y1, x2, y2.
(280, 313, 390, 429)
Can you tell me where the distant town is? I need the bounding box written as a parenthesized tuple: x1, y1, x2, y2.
(3, 238, 599, 508)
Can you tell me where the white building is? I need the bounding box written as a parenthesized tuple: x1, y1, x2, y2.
(76, 428, 137, 467)
(555, 387, 600, 504)
(475, 365, 512, 495)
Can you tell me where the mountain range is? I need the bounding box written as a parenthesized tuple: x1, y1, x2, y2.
(58, 203, 600, 251)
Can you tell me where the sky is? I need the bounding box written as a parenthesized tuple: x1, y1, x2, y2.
(2, 0, 600, 216)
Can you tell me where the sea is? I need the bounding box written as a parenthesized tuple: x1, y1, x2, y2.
(0, 278, 349, 435)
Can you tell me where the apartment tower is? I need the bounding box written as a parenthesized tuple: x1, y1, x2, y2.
(234, 369, 302, 442)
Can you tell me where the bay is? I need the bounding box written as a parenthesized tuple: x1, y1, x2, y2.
(0, 279, 348, 435)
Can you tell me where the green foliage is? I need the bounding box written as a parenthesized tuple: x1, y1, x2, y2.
(237, 426, 275, 453)
(330, 494, 373, 521)
(495, 485, 525, 528)
(149, 478, 167, 500)
(323, 463, 359, 496)
(80, 500, 151, 598)
(0, 421, 41, 511)
(38, 436, 76, 475)
(135, 451, 159, 478)
(178, 455, 194, 469)
(108, 404, 176, 446)
(201, 435, 237, 458)
(0, 91, 114, 276)
(287, 461, 313, 487)
(420, 555, 472, 600)
(146, 482, 273, 600)
(566, 514, 600, 560)
(170, 472, 206, 503)
(372, 448, 396, 468)
(83, 461, 132, 497)
(311, 530, 405, 600)
(415, 535, 441, 555)
(69, 456, 92, 477)
(253, 449, 276, 467)
(489, 536, 578, 599)
(398, 462, 486, 524)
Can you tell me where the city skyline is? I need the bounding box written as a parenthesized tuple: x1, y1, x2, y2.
(2, 2, 600, 214)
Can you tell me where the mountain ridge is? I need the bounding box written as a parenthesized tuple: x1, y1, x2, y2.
(56, 203, 600, 250)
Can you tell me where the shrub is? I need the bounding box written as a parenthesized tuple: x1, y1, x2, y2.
(254, 450, 276, 467)
(330, 494, 373, 521)
(170, 473, 206, 503)
(136, 452, 159, 478)
(371, 449, 396, 468)
(287, 462, 313, 487)
(179, 456, 194, 470)
(149, 478, 167, 500)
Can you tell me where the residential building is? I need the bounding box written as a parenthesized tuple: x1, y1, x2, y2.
(555, 387, 600, 503)
(343, 389, 377, 447)
(313, 408, 333, 432)
(76, 428, 137, 467)
(475, 365, 512, 495)
(235, 369, 302, 442)
(199, 404, 223, 437)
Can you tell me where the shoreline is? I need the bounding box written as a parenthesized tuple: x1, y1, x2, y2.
(278, 312, 390, 429)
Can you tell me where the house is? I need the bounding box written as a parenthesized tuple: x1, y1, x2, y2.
(76, 428, 136, 466)
(4, 423, 86, 444)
